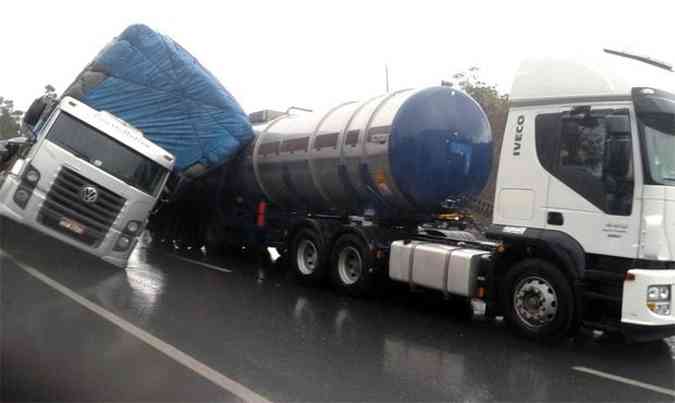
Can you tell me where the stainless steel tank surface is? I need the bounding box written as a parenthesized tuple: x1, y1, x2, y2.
(239, 86, 493, 215)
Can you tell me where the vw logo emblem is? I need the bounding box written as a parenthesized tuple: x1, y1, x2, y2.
(80, 186, 99, 204)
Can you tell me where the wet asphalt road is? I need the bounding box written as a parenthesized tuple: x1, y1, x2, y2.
(1, 218, 674, 402)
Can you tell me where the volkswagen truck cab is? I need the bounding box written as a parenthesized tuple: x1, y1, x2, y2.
(0, 96, 174, 267)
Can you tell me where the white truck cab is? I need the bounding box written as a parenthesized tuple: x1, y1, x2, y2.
(489, 50, 675, 340)
(0, 97, 174, 267)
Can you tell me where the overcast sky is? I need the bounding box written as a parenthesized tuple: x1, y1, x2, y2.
(2, 0, 673, 113)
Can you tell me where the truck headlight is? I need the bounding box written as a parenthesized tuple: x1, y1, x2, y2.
(647, 285, 671, 316)
(13, 188, 30, 208)
(115, 236, 131, 251)
(25, 167, 40, 183)
(125, 221, 141, 234)
(648, 285, 671, 301)
(650, 304, 671, 316)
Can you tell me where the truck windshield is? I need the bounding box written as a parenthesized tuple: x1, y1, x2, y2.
(634, 88, 675, 185)
(46, 112, 168, 196)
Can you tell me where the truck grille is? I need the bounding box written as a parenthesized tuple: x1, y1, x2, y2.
(38, 167, 126, 246)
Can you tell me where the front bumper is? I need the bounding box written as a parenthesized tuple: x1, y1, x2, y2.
(620, 269, 675, 340)
(0, 175, 136, 268)
(622, 323, 675, 342)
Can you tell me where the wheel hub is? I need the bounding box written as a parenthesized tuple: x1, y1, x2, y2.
(297, 239, 318, 275)
(513, 276, 558, 328)
(338, 246, 363, 285)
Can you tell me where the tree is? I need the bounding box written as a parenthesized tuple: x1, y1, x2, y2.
(444, 67, 510, 222)
(446, 66, 510, 141)
(0, 97, 22, 140)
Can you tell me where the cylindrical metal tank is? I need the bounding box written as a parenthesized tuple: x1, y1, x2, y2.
(234, 86, 493, 215)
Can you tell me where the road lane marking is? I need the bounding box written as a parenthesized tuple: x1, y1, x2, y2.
(0, 252, 271, 403)
(573, 366, 675, 398)
(174, 255, 233, 273)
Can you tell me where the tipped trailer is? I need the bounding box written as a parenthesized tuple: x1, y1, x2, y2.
(152, 50, 675, 342)
(0, 24, 253, 268)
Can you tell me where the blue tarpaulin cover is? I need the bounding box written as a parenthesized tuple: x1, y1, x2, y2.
(64, 24, 253, 175)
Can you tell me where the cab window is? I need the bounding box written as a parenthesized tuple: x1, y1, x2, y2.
(535, 108, 633, 216)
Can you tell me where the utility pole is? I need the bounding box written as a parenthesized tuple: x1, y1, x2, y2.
(385, 64, 390, 93)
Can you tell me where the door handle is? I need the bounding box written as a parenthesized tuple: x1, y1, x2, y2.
(547, 212, 564, 226)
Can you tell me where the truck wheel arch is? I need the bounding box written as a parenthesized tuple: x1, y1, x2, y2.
(331, 226, 379, 253)
(487, 225, 586, 282)
(286, 218, 341, 253)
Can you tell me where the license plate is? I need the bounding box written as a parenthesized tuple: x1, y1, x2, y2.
(59, 217, 85, 235)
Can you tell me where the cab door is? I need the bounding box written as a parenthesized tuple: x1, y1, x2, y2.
(539, 104, 641, 258)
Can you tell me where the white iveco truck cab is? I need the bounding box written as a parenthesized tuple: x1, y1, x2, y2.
(484, 50, 675, 340)
(0, 97, 174, 267)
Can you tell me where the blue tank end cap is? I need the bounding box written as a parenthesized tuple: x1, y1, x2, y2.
(388, 86, 493, 212)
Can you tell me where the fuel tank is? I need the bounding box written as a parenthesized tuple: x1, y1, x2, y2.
(234, 86, 493, 215)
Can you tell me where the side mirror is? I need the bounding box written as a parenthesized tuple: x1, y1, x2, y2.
(6, 136, 29, 146)
(0, 137, 33, 165)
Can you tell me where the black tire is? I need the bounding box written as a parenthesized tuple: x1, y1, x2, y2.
(330, 234, 378, 297)
(205, 240, 224, 256)
(501, 258, 576, 342)
(289, 228, 329, 285)
(204, 222, 225, 256)
(219, 227, 248, 257)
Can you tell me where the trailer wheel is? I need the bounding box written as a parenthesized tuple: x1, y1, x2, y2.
(330, 234, 377, 297)
(204, 222, 225, 256)
(502, 258, 575, 341)
(290, 228, 328, 284)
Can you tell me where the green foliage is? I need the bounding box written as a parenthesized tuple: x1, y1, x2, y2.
(444, 67, 510, 221)
(0, 97, 22, 140)
(445, 66, 509, 139)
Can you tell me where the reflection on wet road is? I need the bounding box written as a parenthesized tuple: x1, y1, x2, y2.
(1, 218, 674, 402)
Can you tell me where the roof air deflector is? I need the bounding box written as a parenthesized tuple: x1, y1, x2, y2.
(603, 48, 673, 71)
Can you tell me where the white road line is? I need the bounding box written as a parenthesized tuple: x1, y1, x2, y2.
(174, 255, 232, 273)
(573, 366, 675, 398)
(1, 252, 271, 403)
